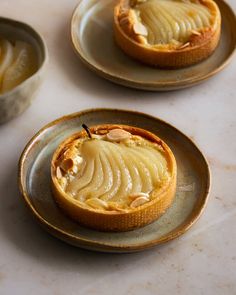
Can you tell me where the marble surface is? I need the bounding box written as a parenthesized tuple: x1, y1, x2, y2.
(0, 0, 235, 294)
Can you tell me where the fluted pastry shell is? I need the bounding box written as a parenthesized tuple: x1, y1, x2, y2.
(51, 125, 177, 231)
(114, 0, 221, 68)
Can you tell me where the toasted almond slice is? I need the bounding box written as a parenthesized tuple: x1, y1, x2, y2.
(178, 42, 190, 50)
(96, 129, 107, 135)
(138, 35, 148, 45)
(120, 17, 130, 26)
(130, 196, 150, 208)
(107, 202, 126, 212)
(92, 134, 105, 140)
(119, 11, 128, 19)
(170, 39, 182, 46)
(106, 129, 131, 142)
(191, 30, 201, 36)
(60, 158, 74, 172)
(129, 192, 150, 200)
(133, 22, 148, 36)
(85, 198, 108, 210)
(60, 147, 83, 172)
(56, 167, 63, 179)
(63, 147, 78, 159)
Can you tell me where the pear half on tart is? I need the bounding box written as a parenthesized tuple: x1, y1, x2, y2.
(114, 0, 221, 68)
(51, 124, 177, 232)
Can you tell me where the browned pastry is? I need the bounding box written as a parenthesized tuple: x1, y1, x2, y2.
(114, 0, 221, 68)
(51, 125, 177, 231)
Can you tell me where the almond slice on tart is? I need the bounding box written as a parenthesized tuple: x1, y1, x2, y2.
(114, 0, 221, 68)
(51, 125, 177, 231)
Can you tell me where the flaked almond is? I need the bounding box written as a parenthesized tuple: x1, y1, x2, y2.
(96, 129, 107, 135)
(178, 42, 190, 50)
(120, 16, 130, 26)
(63, 147, 78, 160)
(107, 203, 126, 212)
(60, 158, 74, 172)
(60, 152, 83, 173)
(170, 39, 181, 46)
(138, 35, 148, 45)
(130, 196, 150, 208)
(56, 167, 63, 179)
(133, 22, 148, 36)
(129, 192, 150, 200)
(106, 129, 131, 142)
(191, 30, 201, 36)
(119, 11, 128, 20)
(85, 198, 108, 210)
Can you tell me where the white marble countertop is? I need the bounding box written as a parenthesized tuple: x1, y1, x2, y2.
(0, 0, 236, 294)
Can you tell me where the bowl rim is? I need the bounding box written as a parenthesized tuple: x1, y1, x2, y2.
(0, 16, 48, 99)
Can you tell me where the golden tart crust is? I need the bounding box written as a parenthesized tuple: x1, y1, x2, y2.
(114, 0, 221, 68)
(51, 125, 177, 232)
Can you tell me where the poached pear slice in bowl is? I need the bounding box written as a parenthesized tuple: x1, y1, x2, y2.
(0, 40, 38, 94)
(0, 39, 14, 83)
(0, 17, 48, 124)
(51, 124, 177, 232)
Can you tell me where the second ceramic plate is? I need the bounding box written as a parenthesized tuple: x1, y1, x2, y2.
(71, 0, 236, 91)
(19, 109, 210, 253)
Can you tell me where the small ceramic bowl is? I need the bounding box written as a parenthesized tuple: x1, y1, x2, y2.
(0, 17, 48, 124)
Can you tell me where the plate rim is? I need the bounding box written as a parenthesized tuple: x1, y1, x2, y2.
(18, 108, 211, 252)
(70, 0, 236, 91)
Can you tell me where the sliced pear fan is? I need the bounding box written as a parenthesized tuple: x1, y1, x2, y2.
(2, 41, 38, 93)
(114, 0, 221, 68)
(65, 139, 168, 205)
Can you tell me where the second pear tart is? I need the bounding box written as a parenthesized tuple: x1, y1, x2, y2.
(51, 125, 177, 231)
(114, 0, 221, 68)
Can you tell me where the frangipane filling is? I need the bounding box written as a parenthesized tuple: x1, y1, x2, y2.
(55, 129, 170, 211)
(122, 0, 216, 47)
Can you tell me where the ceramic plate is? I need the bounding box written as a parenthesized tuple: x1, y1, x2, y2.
(19, 109, 210, 253)
(71, 0, 236, 91)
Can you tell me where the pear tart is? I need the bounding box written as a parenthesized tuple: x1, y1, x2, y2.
(114, 0, 221, 68)
(51, 125, 177, 231)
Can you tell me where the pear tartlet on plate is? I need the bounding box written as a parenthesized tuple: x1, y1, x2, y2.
(51, 125, 177, 231)
(114, 0, 221, 68)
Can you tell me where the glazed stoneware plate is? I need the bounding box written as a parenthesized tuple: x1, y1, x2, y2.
(19, 109, 210, 253)
(71, 0, 236, 91)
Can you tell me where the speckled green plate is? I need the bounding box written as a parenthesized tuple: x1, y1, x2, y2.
(19, 109, 210, 253)
(71, 0, 236, 91)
